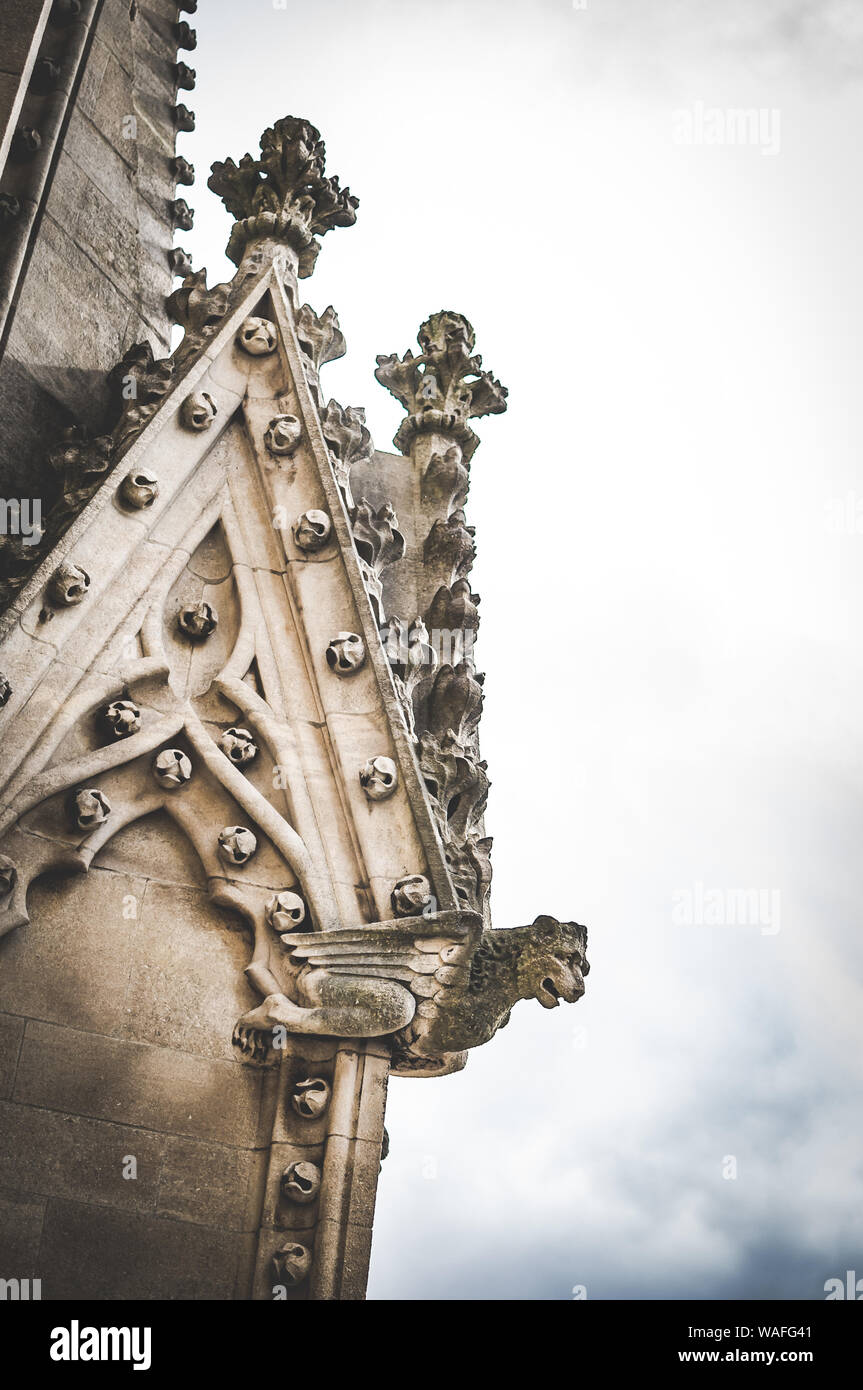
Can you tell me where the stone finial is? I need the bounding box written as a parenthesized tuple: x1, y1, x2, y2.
(207, 116, 359, 272)
(375, 311, 508, 462)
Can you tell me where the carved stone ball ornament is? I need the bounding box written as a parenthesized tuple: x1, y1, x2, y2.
(0, 673, 11, 707)
(153, 748, 192, 788)
(119, 468, 159, 509)
(359, 755, 398, 802)
(272, 1243, 312, 1287)
(72, 788, 111, 830)
(218, 825, 258, 866)
(102, 699, 141, 739)
(293, 509, 331, 552)
(266, 890, 306, 935)
(391, 874, 433, 917)
(280, 1161, 321, 1205)
(325, 632, 365, 675)
(0, 855, 17, 898)
(179, 390, 217, 431)
(48, 561, 90, 607)
(264, 415, 302, 457)
(219, 726, 258, 766)
(236, 316, 277, 356)
(178, 601, 218, 640)
(290, 1076, 330, 1119)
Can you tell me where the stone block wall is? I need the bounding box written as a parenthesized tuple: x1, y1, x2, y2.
(0, 816, 277, 1298)
(0, 0, 185, 502)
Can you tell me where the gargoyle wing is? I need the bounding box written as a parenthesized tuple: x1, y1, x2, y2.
(283, 910, 482, 984)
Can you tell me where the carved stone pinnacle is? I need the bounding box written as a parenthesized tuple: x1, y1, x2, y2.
(207, 116, 359, 273)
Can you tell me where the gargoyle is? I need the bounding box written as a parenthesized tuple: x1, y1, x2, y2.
(231, 911, 589, 1077)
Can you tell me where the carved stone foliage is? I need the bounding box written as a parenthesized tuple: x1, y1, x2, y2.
(423, 509, 476, 586)
(101, 700, 141, 739)
(292, 509, 332, 552)
(359, 756, 398, 802)
(218, 826, 258, 866)
(375, 311, 508, 461)
(291, 1077, 330, 1119)
(350, 499, 405, 624)
(272, 1243, 312, 1287)
(419, 732, 489, 846)
(422, 445, 469, 515)
(421, 660, 485, 746)
(207, 116, 359, 272)
(153, 749, 192, 788)
(180, 391, 217, 431)
(236, 316, 277, 356)
(425, 579, 480, 638)
(325, 632, 365, 676)
(391, 874, 432, 917)
(109, 343, 175, 455)
(281, 1161, 321, 1205)
(296, 303, 346, 403)
(266, 890, 306, 935)
(0, 424, 118, 609)
(119, 468, 159, 510)
(178, 601, 218, 640)
(166, 269, 231, 365)
(320, 400, 372, 507)
(0, 854, 16, 896)
(47, 561, 90, 608)
(380, 616, 438, 741)
(219, 726, 257, 765)
(71, 788, 111, 829)
(264, 415, 302, 457)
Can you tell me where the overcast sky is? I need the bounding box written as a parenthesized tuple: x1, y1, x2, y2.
(180, 0, 863, 1299)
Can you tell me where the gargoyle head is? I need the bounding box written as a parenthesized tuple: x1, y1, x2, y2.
(517, 915, 589, 1010)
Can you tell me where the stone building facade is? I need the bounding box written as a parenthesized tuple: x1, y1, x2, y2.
(0, 10, 588, 1301)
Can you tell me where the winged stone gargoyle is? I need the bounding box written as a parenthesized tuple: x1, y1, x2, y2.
(231, 909, 589, 1077)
